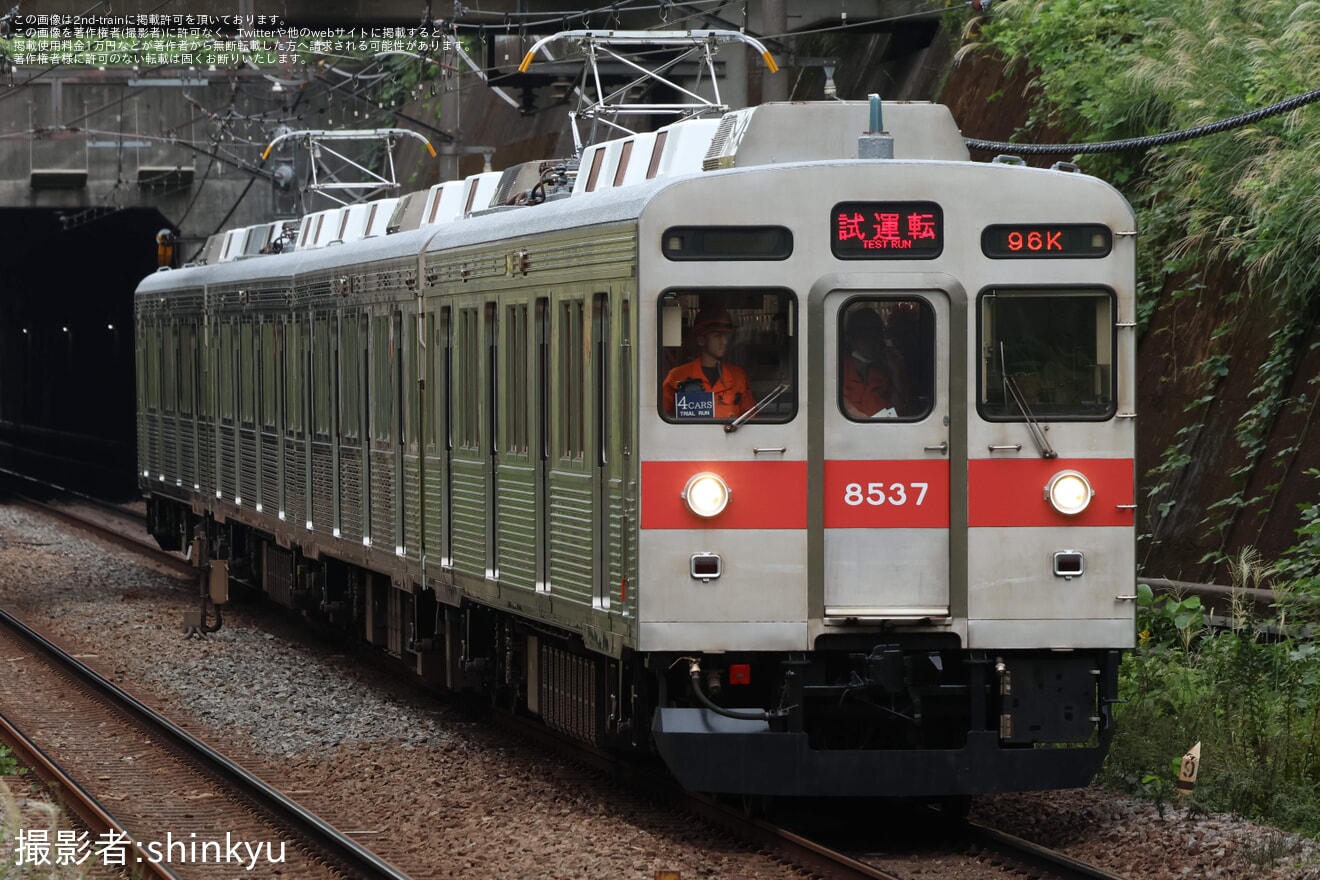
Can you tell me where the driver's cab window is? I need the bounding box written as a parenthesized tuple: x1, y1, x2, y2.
(658, 289, 796, 423)
(838, 298, 935, 421)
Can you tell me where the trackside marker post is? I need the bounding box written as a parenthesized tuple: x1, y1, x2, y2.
(1177, 741, 1201, 795)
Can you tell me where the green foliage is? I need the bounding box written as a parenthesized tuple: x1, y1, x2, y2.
(0, 771, 93, 880)
(1276, 474, 1320, 594)
(1135, 582, 1203, 647)
(976, 0, 1320, 306)
(0, 746, 17, 777)
(1103, 563, 1320, 834)
(969, 1, 1320, 568)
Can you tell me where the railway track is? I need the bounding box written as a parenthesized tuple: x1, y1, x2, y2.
(726, 802, 1134, 880)
(499, 701, 1133, 880)
(3, 478, 1136, 878)
(0, 606, 409, 879)
(0, 467, 192, 578)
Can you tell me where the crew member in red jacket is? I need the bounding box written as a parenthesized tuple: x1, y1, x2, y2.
(841, 307, 908, 419)
(663, 308, 755, 419)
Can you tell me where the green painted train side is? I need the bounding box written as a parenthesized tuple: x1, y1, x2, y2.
(136, 222, 642, 658)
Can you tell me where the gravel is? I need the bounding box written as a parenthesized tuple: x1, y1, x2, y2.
(972, 789, 1320, 879)
(4, 502, 1320, 879)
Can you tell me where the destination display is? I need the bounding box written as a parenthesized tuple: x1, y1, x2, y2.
(831, 202, 943, 259)
(982, 224, 1113, 258)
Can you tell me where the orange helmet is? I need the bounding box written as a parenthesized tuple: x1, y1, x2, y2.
(692, 308, 735, 336)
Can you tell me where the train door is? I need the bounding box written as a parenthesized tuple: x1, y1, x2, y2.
(197, 312, 214, 498)
(283, 314, 309, 530)
(217, 318, 238, 504)
(310, 313, 338, 536)
(238, 319, 258, 509)
(495, 300, 535, 590)
(592, 291, 611, 610)
(450, 305, 489, 579)
(535, 297, 550, 591)
(162, 322, 178, 483)
(338, 311, 369, 543)
(180, 321, 200, 491)
(820, 291, 954, 618)
(421, 303, 453, 569)
(367, 309, 402, 554)
(259, 318, 281, 517)
(545, 292, 593, 604)
(485, 302, 499, 578)
(400, 307, 421, 568)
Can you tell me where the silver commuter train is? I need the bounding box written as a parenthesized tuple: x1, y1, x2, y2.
(136, 98, 1137, 799)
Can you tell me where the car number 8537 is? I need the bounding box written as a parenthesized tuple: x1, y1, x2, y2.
(843, 482, 928, 506)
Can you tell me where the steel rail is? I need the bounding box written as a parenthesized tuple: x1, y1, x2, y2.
(0, 607, 412, 880)
(964, 820, 1134, 880)
(0, 712, 184, 880)
(0, 474, 195, 579)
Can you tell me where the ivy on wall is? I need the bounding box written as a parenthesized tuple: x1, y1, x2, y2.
(964, 0, 1320, 578)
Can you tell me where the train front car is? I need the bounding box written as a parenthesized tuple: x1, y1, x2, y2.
(638, 103, 1136, 798)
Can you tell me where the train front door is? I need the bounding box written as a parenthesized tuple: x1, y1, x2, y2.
(819, 290, 955, 619)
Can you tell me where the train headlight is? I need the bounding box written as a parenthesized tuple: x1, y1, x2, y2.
(682, 472, 731, 518)
(1045, 470, 1093, 515)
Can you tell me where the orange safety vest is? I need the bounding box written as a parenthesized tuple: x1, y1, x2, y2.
(663, 359, 755, 419)
(841, 355, 897, 417)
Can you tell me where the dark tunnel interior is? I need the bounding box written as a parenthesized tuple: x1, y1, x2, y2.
(0, 206, 167, 499)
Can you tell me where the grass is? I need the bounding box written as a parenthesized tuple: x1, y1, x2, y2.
(0, 748, 96, 880)
(1099, 550, 1320, 837)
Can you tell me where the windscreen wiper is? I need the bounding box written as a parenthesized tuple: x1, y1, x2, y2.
(725, 383, 790, 434)
(1000, 343, 1057, 459)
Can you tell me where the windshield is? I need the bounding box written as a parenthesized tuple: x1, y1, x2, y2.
(979, 288, 1115, 420)
(658, 289, 796, 423)
(838, 297, 935, 421)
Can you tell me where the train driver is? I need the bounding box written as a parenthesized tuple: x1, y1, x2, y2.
(662, 307, 756, 419)
(841, 307, 908, 419)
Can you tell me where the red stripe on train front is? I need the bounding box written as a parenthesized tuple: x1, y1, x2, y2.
(640, 460, 807, 530)
(823, 459, 951, 528)
(968, 458, 1134, 528)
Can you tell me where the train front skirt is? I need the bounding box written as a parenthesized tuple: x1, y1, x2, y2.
(651, 709, 1115, 797)
(650, 649, 1122, 797)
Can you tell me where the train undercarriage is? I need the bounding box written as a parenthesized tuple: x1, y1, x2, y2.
(150, 498, 1120, 799)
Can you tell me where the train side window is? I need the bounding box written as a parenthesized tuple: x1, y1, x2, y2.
(505, 303, 530, 457)
(658, 289, 796, 424)
(613, 140, 634, 187)
(584, 149, 606, 193)
(177, 325, 194, 417)
(240, 321, 257, 427)
(646, 131, 667, 179)
(371, 314, 392, 442)
(148, 325, 162, 414)
(139, 322, 154, 413)
(219, 321, 235, 421)
(399, 311, 414, 449)
(261, 321, 278, 430)
(312, 317, 333, 437)
(286, 318, 305, 434)
(162, 324, 177, 414)
(559, 298, 586, 459)
(838, 299, 935, 422)
(978, 288, 1116, 421)
(457, 307, 480, 451)
(339, 314, 363, 441)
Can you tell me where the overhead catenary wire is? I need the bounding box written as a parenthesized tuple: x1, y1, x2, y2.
(964, 85, 1320, 155)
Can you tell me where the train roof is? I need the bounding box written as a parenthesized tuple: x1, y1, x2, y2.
(136, 100, 1112, 298)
